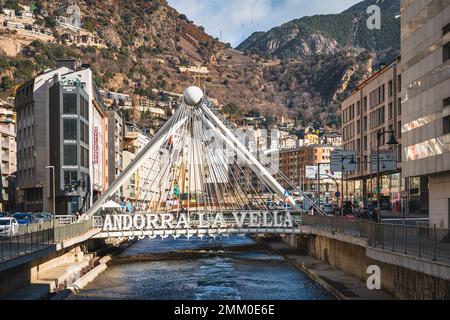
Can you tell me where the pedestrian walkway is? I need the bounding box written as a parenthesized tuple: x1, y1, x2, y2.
(259, 237, 394, 300)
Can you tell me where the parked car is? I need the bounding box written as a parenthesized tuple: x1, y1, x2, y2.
(34, 212, 53, 223)
(0, 217, 19, 237)
(321, 203, 335, 216)
(12, 212, 35, 225)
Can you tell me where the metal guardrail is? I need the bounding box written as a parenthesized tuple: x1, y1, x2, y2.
(301, 215, 450, 263)
(54, 219, 93, 242)
(0, 219, 94, 262)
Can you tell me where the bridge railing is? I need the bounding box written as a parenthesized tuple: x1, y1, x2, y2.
(301, 214, 450, 263)
(0, 218, 94, 263)
(53, 219, 93, 242)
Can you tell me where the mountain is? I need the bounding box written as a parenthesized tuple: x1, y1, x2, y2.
(0, 0, 401, 129)
(237, 0, 400, 64)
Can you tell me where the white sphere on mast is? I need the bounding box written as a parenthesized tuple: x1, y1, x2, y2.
(183, 86, 204, 106)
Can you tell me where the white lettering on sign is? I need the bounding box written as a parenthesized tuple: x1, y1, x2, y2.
(102, 213, 296, 231)
(93, 127, 99, 164)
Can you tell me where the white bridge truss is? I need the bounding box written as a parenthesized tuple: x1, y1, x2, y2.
(83, 87, 324, 239)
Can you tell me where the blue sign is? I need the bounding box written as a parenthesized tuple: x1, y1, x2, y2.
(335, 191, 341, 198)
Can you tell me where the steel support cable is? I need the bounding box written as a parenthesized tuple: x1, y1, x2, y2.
(192, 110, 216, 213)
(153, 106, 191, 212)
(140, 107, 187, 212)
(205, 104, 324, 215)
(85, 109, 181, 218)
(201, 115, 260, 212)
(147, 105, 189, 212)
(210, 145, 245, 211)
(199, 111, 243, 213)
(199, 111, 270, 212)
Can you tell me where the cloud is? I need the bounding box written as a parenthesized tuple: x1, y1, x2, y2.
(167, 0, 361, 47)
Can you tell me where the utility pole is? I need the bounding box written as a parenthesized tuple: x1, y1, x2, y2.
(317, 162, 321, 208)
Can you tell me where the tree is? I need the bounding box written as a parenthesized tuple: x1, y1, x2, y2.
(247, 108, 261, 118)
(0, 76, 11, 91)
(44, 16, 56, 28)
(222, 102, 240, 118)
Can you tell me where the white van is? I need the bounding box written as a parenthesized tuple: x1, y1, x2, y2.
(0, 217, 19, 237)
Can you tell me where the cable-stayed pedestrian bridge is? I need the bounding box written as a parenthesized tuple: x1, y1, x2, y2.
(79, 86, 324, 240)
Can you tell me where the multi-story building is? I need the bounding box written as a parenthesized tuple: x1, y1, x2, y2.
(14, 60, 108, 214)
(0, 99, 16, 210)
(123, 123, 156, 206)
(400, 0, 450, 226)
(279, 145, 338, 197)
(99, 90, 133, 110)
(322, 132, 343, 148)
(341, 58, 403, 207)
(107, 110, 124, 201)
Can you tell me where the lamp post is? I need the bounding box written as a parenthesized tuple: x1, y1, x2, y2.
(340, 155, 356, 216)
(46, 166, 56, 223)
(376, 129, 399, 219)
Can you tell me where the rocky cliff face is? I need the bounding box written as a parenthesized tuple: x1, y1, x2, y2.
(0, 0, 400, 129)
(238, 0, 400, 63)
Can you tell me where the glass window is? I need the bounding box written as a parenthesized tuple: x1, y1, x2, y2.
(63, 119, 77, 140)
(64, 171, 78, 191)
(63, 94, 77, 114)
(443, 22, 450, 36)
(444, 43, 450, 63)
(80, 122, 89, 144)
(80, 146, 89, 168)
(80, 97, 89, 120)
(444, 97, 450, 108)
(64, 144, 77, 165)
(444, 116, 450, 135)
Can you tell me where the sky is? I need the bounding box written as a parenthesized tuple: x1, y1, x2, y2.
(167, 0, 362, 47)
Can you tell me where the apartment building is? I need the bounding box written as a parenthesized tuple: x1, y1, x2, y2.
(107, 110, 124, 186)
(341, 58, 403, 206)
(279, 145, 337, 195)
(0, 100, 16, 211)
(14, 60, 108, 214)
(400, 0, 450, 226)
(123, 123, 158, 207)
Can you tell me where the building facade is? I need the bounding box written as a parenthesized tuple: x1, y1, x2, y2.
(107, 110, 124, 201)
(279, 145, 338, 198)
(400, 0, 450, 226)
(0, 99, 16, 211)
(341, 58, 403, 208)
(15, 60, 108, 214)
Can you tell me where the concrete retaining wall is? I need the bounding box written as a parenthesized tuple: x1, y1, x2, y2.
(282, 233, 450, 300)
(0, 238, 109, 298)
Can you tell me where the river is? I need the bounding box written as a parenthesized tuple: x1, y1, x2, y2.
(72, 236, 335, 300)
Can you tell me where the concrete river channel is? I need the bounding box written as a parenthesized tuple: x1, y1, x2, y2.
(71, 236, 335, 300)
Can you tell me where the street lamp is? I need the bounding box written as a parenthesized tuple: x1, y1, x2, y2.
(376, 129, 399, 218)
(46, 166, 56, 222)
(340, 154, 356, 216)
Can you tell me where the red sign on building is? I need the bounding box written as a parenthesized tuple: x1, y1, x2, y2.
(93, 127, 99, 164)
